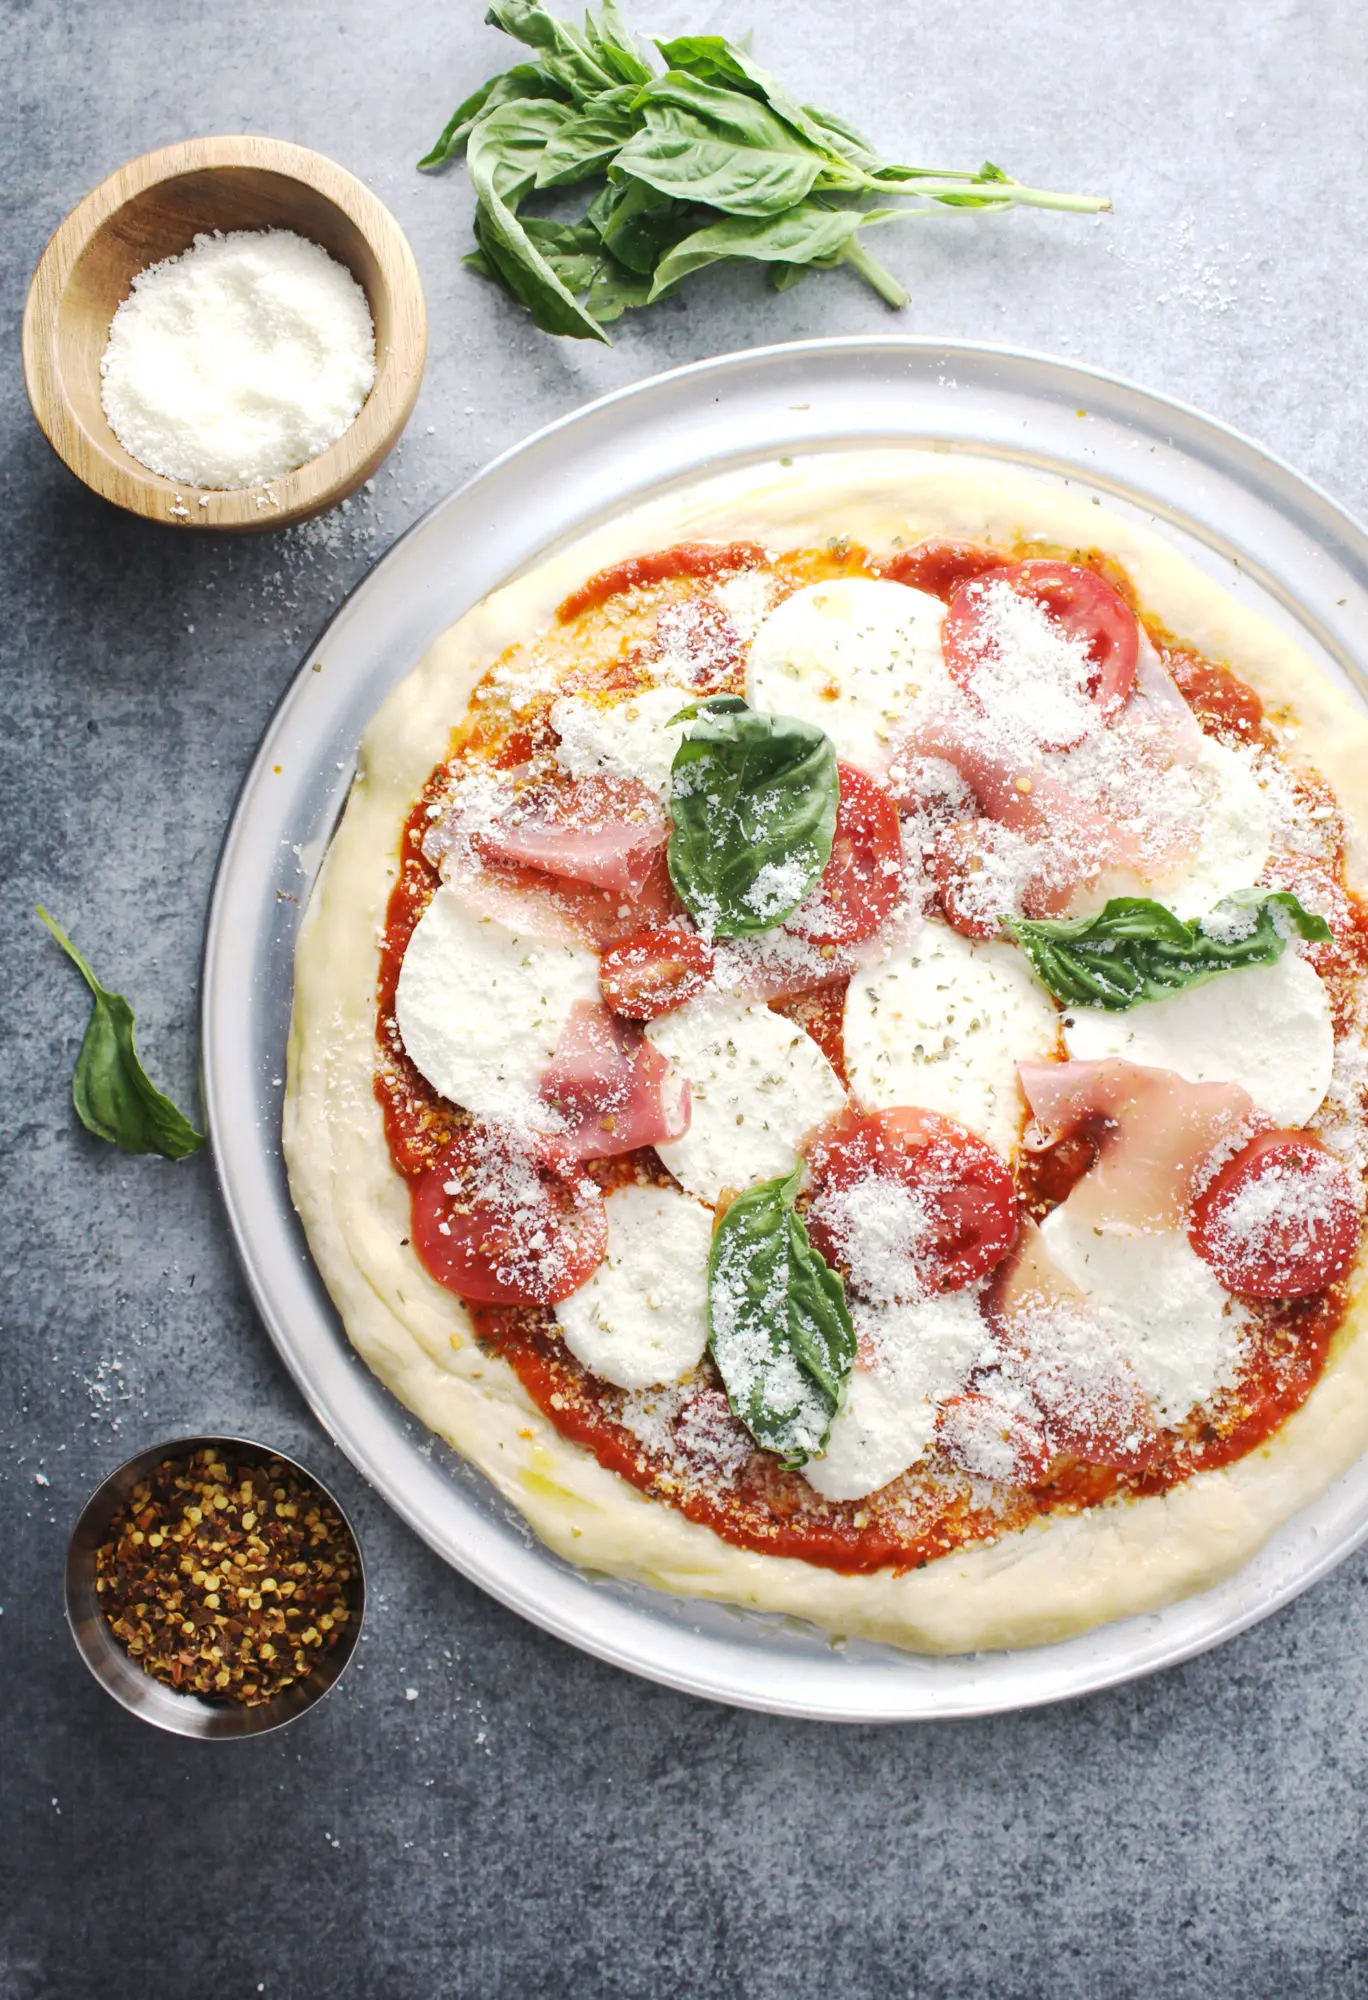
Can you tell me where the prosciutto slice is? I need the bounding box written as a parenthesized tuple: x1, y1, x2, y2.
(472, 774, 669, 898)
(892, 636, 1203, 913)
(424, 765, 679, 949)
(539, 1000, 690, 1159)
(1017, 1058, 1258, 1235)
(981, 1059, 1263, 1458)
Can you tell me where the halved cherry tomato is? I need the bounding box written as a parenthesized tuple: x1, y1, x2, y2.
(943, 559, 1139, 749)
(804, 1105, 1019, 1293)
(796, 763, 904, 946)
(1190, 1130, 1361, 1299)
(880, 537, 1004, 602)
(599, 927, 713, 1020)
(410, 1127, 607, 1305)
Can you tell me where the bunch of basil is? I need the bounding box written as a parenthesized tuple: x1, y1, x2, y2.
(421, 0, 1107, 342)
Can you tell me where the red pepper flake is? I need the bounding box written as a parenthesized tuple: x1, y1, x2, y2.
(94, 1447, 359, 1707)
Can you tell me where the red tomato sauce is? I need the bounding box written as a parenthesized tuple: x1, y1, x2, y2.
(371, 541, 1367, 1576)
(555, 540, 769, 622)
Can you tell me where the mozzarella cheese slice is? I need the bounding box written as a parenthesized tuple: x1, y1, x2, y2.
(844, 924, 1059, 1157)
(645, 997, 846, 1203)
(1063, 951, 1333, 1127)
(1158, 735, 1275, 919)
(746, 577, 947, 771)
(395, 886, 600, 1128)
(550, 684, 698, 801)
(555, 1183, 714, 1390)
(1039, 1208, 1248, 1422)
(804, 1291, 987, 1501)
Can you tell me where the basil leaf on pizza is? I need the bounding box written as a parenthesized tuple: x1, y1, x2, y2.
(667, 696, 838, 935)
(1005, 891, 1331, 1010)
(707, 1168, 855, 1467)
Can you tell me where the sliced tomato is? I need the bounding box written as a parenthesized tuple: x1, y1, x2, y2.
(943, 559, 1139, 749)
(935, 1391, 1052, 1486)
(410, 1126, 607, 1306)
(1190, 1130, 1362, 1299)
(804, 1105, 1019, 1293)
(795, 763, 904, 946)
(598, 927, 713, 1020)
(1165, 649, 1265, 744)
(880, 537, 1005, 602)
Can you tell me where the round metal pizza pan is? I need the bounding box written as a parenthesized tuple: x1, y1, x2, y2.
(203, 336, 1368, 1721)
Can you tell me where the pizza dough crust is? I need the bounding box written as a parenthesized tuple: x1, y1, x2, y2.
(284, 450, 1368, 1654)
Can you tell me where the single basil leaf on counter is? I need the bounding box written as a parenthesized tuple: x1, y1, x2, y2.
(668, 698, 838, 936)
(37, 909, 204, 1159)
(466, 102, 609, 340)
(418, 64, 567, 170)
(708, 1169, 855, 1468)
(534, 86, 641, 187)
(613, 103, 823, 218)
(1003, 891, 1332, 1012)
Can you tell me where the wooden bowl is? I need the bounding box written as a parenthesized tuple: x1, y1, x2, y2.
(22, 135, 427, 532)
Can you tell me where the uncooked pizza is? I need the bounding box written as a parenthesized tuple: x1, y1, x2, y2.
(284, 452, 1368, 1654)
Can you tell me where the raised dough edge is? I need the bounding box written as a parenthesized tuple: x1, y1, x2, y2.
(283, 447, 1368, 1656)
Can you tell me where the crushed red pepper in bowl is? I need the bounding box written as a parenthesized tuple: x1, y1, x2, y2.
(96, 1446, 358, 1704)
(68, 1437, 365, 1732)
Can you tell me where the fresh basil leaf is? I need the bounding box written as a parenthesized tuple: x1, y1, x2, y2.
(614, 103, 823, 217)
(708, 1169, 855, 1467)
(800, 103, 884, 173)
(667, 698, 838, 936)
(648, 201, 872, 298)
(770, 260, 810, 292)
(520, 218, 602, 289)
(418, 64, 567, 169)
(655, 36, 857, 166)
(470, 95, 574, 203)
(467, 103, 609, 340)
(38, 909, 204, 1159)
(484, 0, 618, 104)
(588, 175, 699, 274)
(666, 694, 747, 724)
(583, 0, 657, 87)
(534, 86, 641, 186)
(584, 252, 653, 320)
(1004, 892, 1332, 1011)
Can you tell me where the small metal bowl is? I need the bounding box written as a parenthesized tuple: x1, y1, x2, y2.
(65, 1433, 366, 1739)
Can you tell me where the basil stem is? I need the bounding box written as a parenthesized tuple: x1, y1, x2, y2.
(1004, 891, 1332, 1012)
(37, 909, 204, 1159)
(708, 1170, 855, 1467)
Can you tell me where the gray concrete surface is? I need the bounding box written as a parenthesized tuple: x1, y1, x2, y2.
(5, 2, 1368, 1994)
